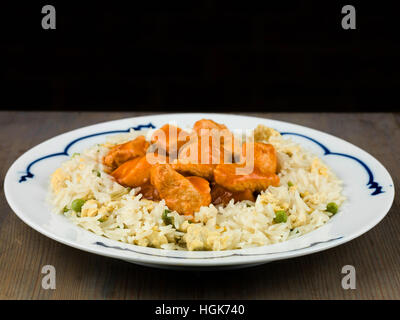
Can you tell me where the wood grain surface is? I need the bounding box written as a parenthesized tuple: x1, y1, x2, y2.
(0, 112, 398, 300)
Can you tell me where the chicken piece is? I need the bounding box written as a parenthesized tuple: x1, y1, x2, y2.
(150, 164, 211, 215)
(210, 183, 255, 206)
(178, 135, 223, 163)
(103, 136, 149, 169)
(171, 135, 230, 180)
(193, 119, 228, 135)
(111, 153, 167, 188)
(241, 142, 278, 175)
(213, 141, 279, 192)
(137, 182, 160, 201)
(171, 162, 215, 181)
(213, 163, 280, 192)
(234, 189, 256, 202)
(151, 124, 191, 158)
(186, 176, 211, 197)
(193, 119, 240, 161)
(111, 156, 151, 187)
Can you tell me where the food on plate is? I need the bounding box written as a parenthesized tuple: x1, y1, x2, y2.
(150, 164, 211, 216)
(171, 134, 227, 181)
(49, 119, 345, 251)
(151, 124, 191, 157)
(111, 153, 168, 188)
(213, 162, 280, 192)
(103, 135, 149, 170)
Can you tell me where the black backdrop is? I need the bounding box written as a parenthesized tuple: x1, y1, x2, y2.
(1, 1, 399, 112)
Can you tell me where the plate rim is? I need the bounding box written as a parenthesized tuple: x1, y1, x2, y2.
(4, 113, 395, 267)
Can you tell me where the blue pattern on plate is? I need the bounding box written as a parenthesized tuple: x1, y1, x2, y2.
(18, 123, 384, 195)
(17, 122, 387, 259)
(94, 236, 344, 259)
(18, 123, 155, 183)
(281, 132, 384, 195)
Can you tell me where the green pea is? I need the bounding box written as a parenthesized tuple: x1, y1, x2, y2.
(274, 210, 287, 223)
(72, 153, 80, 157)
(71, 199, 85, 213)
(326, 202, 338, 214)
(98, 217, 107, 223)
(288, 181, 294, 187)
(162, 209, 174, 226)
(92, 169, 101, 177)
(62, 206, 69, 213)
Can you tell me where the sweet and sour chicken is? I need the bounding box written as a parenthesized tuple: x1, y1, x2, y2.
(103, 119, 280, 216)
(103, 136, 149, 169)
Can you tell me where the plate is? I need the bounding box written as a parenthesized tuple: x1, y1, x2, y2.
(4, 113, 395, 270)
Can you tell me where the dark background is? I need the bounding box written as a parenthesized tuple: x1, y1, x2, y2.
(1, 1, 399, 112)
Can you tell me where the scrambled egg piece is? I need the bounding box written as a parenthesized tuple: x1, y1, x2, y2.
(101, 142, 116, 149)
(288, 191, 309, 227)
(179, 220, 191, 233)
(259, 188, 309, 228)
(81, 200, 99, 217)
(134, 228, 168, 248)
(148, 229, 168, 248)
(258, 192, 289, 212)
(50, 168, 70, 194)
(183, 224, 227, 251)
(135, 238, 149, 247)
(254, 125, 281, 142)
(310, 158, 329, 177)
(97, 206, 111, 221)
(289, 210, 307, 228)
(139, 199, 156, 212)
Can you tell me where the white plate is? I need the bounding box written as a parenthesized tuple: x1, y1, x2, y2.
(4, 113, 395, 270)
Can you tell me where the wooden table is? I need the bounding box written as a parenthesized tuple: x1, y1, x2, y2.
(1, 112, 398, 299)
